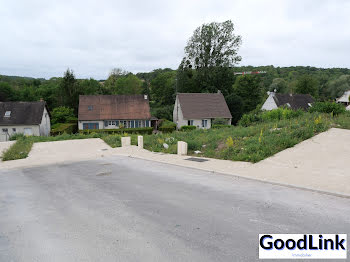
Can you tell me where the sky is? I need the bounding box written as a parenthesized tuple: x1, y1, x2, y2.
(1, 0, 350, 79)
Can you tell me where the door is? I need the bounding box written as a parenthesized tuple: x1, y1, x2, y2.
(24, 128, 33, 136)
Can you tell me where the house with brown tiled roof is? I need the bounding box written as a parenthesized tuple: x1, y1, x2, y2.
(78, 95, 153, 130)
(173, 92, 232, 129)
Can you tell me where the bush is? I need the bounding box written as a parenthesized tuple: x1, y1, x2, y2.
(212, 124, 232, 129)
(159, 119, 176, 132)
(309, 102, 346, 115)
(158, 126, 176, 133)
(180, 125, 196, 131)
(1, 137, 33, 161)
(79, 127, 153, 135)
(9, 133, 25, 141)
(238, 113, 261, 126)
(51, 106, 75, 125)
(261, 108, 304, 122)
(51, 123, 78, 136)
(212, 118, 228, 125)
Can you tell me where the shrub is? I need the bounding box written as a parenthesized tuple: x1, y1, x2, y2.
(9, 133, 25, 141)
(51, 123, 78, 136)
(309, 102, 346, 115)
(212, 118, 227, 125)
(158, 126, 176, 133)
(238, 113, 261, 126)
(261, 108, 304, 122)
(51, 106, 75, 125)
(159, 119, 176, 132)
(79, 127, 153, 135)
(180, 125, 196, 131)
(1, 137, 33, 161)
(212, 124, 232, 129)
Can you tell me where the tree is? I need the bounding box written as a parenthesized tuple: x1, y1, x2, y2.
(225, 93, 243, 124)
(113, 74, 143, 95)
(0, 82, 16, 101)
(295, 75, 318, 97)
(51, 106, 75, 124)
(150, 71, 176, 106)
(60, 69, 78, 109)
(233, 75, 262, 113)
(104, 68, 128, 92)
(322, 75, 350, 100)
(178, 20, 241, 93)
(269, 78, 289, 93)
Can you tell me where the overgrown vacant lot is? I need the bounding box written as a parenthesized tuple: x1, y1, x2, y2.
(2, 111, 350, 163)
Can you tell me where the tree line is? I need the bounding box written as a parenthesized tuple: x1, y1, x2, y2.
(1, 20, 350, 124)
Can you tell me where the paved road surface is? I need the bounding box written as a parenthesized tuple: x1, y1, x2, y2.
(0, 156, 349, 261)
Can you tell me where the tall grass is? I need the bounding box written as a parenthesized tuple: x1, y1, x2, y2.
(1, 138, 34, 161)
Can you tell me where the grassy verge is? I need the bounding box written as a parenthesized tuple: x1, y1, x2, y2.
(3, 111, 350, 163)
(1, 138, 34, 161)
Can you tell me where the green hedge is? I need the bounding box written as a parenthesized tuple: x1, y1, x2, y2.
(51, 123, 78, 136)
(79, 127, 153, 135)
(212, 124, 232, 129)
(180, 125, 196, 131)
(309, 102, 346, 115)
(158, 126, 175, 133)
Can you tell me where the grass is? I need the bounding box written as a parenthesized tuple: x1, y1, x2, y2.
(1, 138, 34, 161)
(2, 111, 350, 163)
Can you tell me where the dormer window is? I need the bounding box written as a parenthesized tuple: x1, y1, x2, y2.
(88, 105, 93, 111)
(4, 111, 11, 117)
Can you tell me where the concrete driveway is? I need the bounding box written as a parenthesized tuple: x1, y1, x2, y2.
(0, 156, 349, 261)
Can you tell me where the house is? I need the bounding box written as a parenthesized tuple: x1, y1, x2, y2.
(78, 95, 154, 130)
(173, 92, 232, 129)
(0, 101, 51, 142)
(261, 91, 314, 111)
(336, 90, 350, 110)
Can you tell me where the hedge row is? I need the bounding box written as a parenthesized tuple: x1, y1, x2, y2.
(79, 127, 153, 135)
(51, 123, 78, 136)
(212, 124, 232, 129)
(158, 126, 175, 133)
(180, 125, 196, 131)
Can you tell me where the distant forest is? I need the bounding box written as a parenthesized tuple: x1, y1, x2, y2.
(1, 65, 350, 124)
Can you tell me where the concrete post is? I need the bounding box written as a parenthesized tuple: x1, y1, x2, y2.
(177, 141, 188, 156)
(138, 136, 143, 149)
(121, 136, 131, 147)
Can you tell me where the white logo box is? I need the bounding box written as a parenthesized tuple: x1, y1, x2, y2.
(259, 234, 347, 259)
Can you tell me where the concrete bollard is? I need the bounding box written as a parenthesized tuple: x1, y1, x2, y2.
(121, 136, 131, 147)
(138, 136, 143, 149)
(177, 141, 188, 156)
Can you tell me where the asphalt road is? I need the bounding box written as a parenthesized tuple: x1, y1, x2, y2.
(0, 156, 349, 261)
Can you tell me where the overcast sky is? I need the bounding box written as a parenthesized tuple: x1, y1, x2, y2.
(1, 0, 349, 79)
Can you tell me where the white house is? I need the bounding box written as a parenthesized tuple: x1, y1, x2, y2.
(336, 90, 350, 111)
(261, 92, 314, 111)
(78, 95, 155, 130)
(0, 101, 51, 142)
(173, 92, 232, 129)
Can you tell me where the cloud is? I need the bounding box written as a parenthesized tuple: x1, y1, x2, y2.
(0, 0, 349, 79)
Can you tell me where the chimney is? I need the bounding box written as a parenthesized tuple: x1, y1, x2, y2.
(144, 94, 148, 100)
(40, 98, 43, 101)
(217, 90, 221, 94)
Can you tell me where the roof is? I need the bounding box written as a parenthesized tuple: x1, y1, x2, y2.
(273, 93, 314, 110)
(177, 93, 232, 119)
(78, 95, 151, 121)
(336, 90, 350, 103)
(0, 101, 47, 126)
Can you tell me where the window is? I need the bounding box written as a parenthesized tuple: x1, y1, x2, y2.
(4, 111, 11, 117)
(145, 120, 149, 127)
(83, 123, 99, 130)
(104, 121, 108, 127)
(135, 120, 139, 128)
(12, 128, 16, 132)
(88, 105, 93, 111)
(131, 120, 135, 128)
(202, 119, 208, 128)
(188, 120, 194, 126)
(116, 120, 119, 127)
(2, 128, 8, 133)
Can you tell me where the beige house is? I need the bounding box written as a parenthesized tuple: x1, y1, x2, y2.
(173, 92, 232, 129)
(78, 95, 155, 130)
(336, 90, 350, 110)
(0, 101, 51, 142)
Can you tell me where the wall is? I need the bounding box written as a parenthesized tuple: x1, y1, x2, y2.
(39, 107, 51, 136)
(261, 93, 278, 111)
(0, 125, 40, 142)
